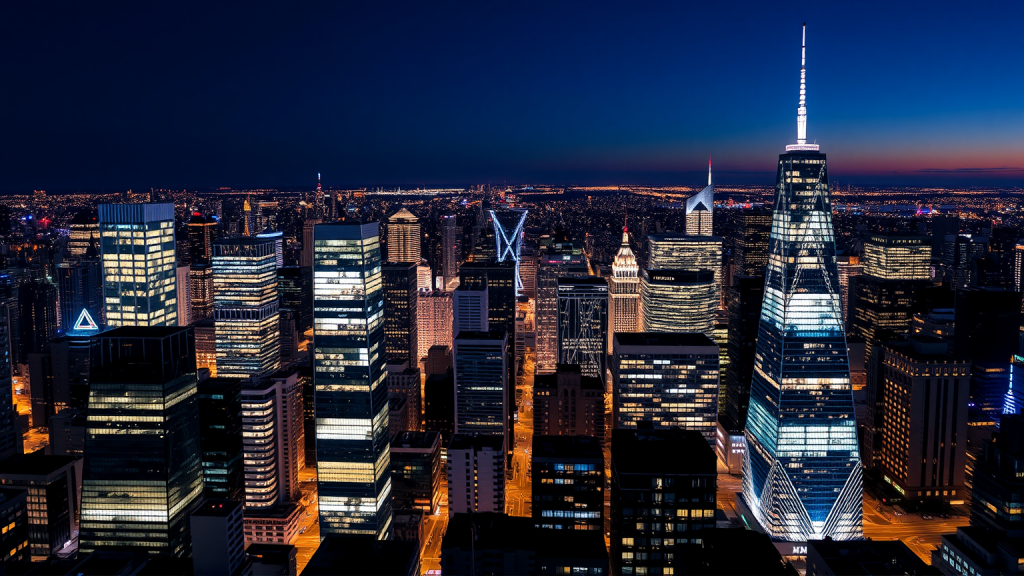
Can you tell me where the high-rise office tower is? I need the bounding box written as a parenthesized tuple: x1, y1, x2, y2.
(213, 237, 280, 379)
(954, 287, 1022, 415)
(453, 330, 508, 441)
(533, 365, 604, 439)
(723, 274, 764, 433)
(417, 289, 453, 361)
(847, 272, 933, 359)
(440, 214, 459, 290)
(609, 226, 640, 350)
(837, 255, 863, 324)
(452, 284, 488, 336)
(189, 263, 214, 321)
(56, 260, 103, 332)
(17, 280, 57, 364)
(387, 208, 421, 263)
(943, 234, 988, 289)
(741, 25, 862, 542)
(68, 207, 100, 257)
(639, 269, 716, 337)
(930, 214, 960, 260)
(99, 203, 178, 327)
(256, 229, 285, 268)
(862, 234, 932, 280)
(301, 219, 320, 268)
(194, 318, 217, 376)
(190, 499, 248, 576)
(459, 261, 516, 342)
(971, 413, 1024, 535)
(382, 263, 419, 367)
(735, 209, 772, 277)
(446, 433, 505, 517)
(417, 263, 433, 291)
(612, 332, 719, 444)
(557, 277, 608, 380)
(197, 377, 245, 501)
(390, 431, 443, 513)
(879, 337, 970, 504)
(685, 159, 714, 236)
(0, 452, 79, 561)
(647, 233, 724, 309)
(610, 428, 717, 576)
(491, 208, 528, 295)
(80, 327, 204, 557)
(387, 363, 422, 433)
(532, 435, 604, 531)
(312, 222, 392, 539)
(1014, 240, 1024, 293)
(176, 264, 191, 326)
(241, 380, 282, 509)
(188, 212, 220, 264)
(0, 305, 19, 462)
(0, 488, 28, 564)
(536, 248, 589, 374)
(277, 266, 313, 335)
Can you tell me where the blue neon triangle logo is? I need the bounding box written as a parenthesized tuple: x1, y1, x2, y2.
(73, 309, 99, 332)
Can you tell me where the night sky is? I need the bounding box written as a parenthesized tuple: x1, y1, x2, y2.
(1, 2, 1021, 191)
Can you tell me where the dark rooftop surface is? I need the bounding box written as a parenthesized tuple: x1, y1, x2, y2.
(611, 428, 716, 475)
(682, 529, 797, 575)
(614, 331, 717, 348)
(807, 539, 939, 576)
(0, 450, 76, 477)
(392, 430, 441, 451)
(303, 535, 417, 576)
(448, 433, 504, 451)
(191, 498, 242, 518)
(532, 435, 603, 460)
(98, 326, 191, 338)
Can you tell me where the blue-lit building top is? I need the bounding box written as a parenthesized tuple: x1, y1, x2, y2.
(491, 208, 527, 295)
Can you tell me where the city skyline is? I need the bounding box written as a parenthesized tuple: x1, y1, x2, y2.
(1, 3, 1021, 191)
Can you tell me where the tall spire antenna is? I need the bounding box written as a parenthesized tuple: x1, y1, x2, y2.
(797, 22, 807, 145)
(708, 156, 712, 186)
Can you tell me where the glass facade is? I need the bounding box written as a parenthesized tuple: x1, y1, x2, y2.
(647, 234, 723, 310)
(742, 149, 863, 542)
(382, 263, 419, 366)
(453, 330, 508, 438)
(536, 251, 589, 374)
(213, 237, 281, 379)
(79, 327, 204, 557)
(241, 380, 281, 509)
(491, 208, 528, 295)
(610, 227, 640, 350)
(313, 222, 392, 539)
(862, 235, 931, 280)
(196, 378, 244, 501)
(640, 269, 716, 337)
(557, 277, 608, 380)
(532, 435, 604, 531)
(99, 203, 178, 327)
(612, 332, 720, 445)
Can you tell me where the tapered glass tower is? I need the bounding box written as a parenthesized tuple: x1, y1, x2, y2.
(741, 24, 862, 542)
(312, 222, 392, 539)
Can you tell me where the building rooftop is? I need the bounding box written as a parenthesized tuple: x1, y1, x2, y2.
(0, 450, 76, 477)
(191, 498, 242, 518)
(806, 538, 939, 575)
(453, 329, 507, 342)
(681, 529, 796, 575)
(642, 269, 716, 283)
(614, 331, 717, 348)
(611, 428, 716, 475)
(391, 431, 441, 451)
(648, 233, 724, 243)
(97, 325, 191, 339)
(442, 513, 534, 551)
(304, 535, 417, 576)
(534, 371, 603, 392)
(448, 433, 504, 451)
(532, 435, 603, 460)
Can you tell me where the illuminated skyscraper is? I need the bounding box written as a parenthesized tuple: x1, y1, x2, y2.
(189, 262, 214, 321)
(187, 212, 219, 265)
(536, 247, 589, 374)
(68, 207, 100, 257)
(862, 235, 931, 280)
(685, 159, 714, 236)
(213, 237, 281, 379)
(491, 208, 528, 295)
(312, 222, 392, 539)
(256, 229, 285, 268)
(387, 208, 421, 264)
(440, 214, 459, 290)
(79, 327, 204, 557)
(647, 233, 724, 309)
(557, 277, 608, 380)
(609, 225, 640, 350)
(741, 24, 862, 542)
(99, 203, 178, 327)
(418, 289, 453, 361)
(735, 209, 772, 277)
(639, 269, 716, 337)
(382, 263, 419, 367)
(0, 304, 18, 462)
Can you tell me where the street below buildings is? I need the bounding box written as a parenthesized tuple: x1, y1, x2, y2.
(507, 350, 534, 519)
(293, 466, 321, 574)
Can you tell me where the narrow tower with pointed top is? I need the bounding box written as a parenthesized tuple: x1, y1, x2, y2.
(741, 23, 863, 543)
(685, 159, 714, 236)
(609, 221, 640, 349)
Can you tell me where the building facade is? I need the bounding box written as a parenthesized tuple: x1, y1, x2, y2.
(609, 226, 640, 350)
(532, 435, 604, 531)
(446, 433, 505, 517)
(99, 203, 178, 327)
(556, 277, 608, 380)
(640, 269, 716, 337)
(213, 237, 281, 379)
(533, 365, 604, 439)
(312, 222, 392, 539)
(382, 263, 419, 366)
(387, 208, 421, 264)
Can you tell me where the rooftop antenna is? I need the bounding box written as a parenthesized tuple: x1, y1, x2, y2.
(797, 22, 807, 145)
(708, 156, 712, 186)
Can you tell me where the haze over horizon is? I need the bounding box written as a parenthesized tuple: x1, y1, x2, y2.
(1, 2, 1021, 191)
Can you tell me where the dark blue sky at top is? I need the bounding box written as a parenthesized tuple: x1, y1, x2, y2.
(1, 2, 1021, 192)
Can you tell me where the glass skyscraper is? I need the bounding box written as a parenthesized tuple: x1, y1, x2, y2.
(213, 237, 281, 379)
(79, 327, 204, 557)
(741, 24, 862, 542)
(99, 203, 178, 327)
(312, 222, 392, 539)
(556, 277, 608, 380)
(491, 208, 528, 295)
